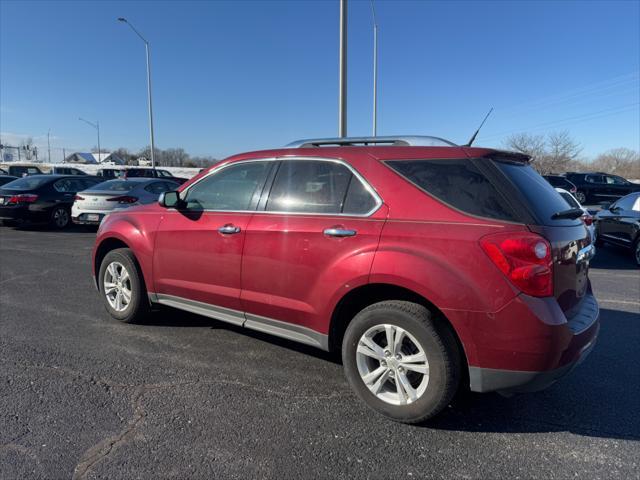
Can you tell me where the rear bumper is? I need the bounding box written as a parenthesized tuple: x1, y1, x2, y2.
(72, 212, 104, 225)
(0, 205, 48, 223)
(468, 292, 600, 394)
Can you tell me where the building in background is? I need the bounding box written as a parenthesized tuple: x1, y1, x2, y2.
(64, 152, 125, 165)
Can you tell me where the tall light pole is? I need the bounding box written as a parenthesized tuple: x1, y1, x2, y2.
(338, 0, 348, 138)
(118, 17, 156, 168)
(79, 118, 101, 162)
(371, 0, 378, 137)
(47, 129, 51, 163)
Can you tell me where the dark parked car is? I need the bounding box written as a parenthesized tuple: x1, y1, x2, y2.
(93, 135, 598, 423)
(124, 168, 188, 184)
(0, 175, 19, 187)
(97, 168, 126, 179)
(565, 172, 640, 204)
(543, 175, 577, 194)
(0, 167, 8, 175)
(52, 166, 87, 175)
(3, 165, 45, 177)
(595, 192, 640, 265)
(0, 174, 102, 228)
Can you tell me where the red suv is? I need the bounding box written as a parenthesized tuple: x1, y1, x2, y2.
(93, 136, 599, 423)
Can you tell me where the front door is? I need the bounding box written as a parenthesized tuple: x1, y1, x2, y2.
(240, 159, 387, 337)
(153, 161, 273, 316)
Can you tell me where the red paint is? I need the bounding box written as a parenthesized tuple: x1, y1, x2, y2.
(94, 145, 598, 377)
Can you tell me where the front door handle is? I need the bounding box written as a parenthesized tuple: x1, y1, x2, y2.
(324, 228, 357, 237)
(218, 224, 241, 234)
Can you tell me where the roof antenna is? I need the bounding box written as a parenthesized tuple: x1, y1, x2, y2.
(465, 107, 493, 147)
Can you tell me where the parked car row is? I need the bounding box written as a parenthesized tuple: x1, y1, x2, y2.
(543, 172, 640, 204)
(0, 174, 180, 228)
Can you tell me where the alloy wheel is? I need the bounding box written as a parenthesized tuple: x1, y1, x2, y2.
(103, 261, 132, 312)
(355, 324, 430, 405)
(53, 208, 69, 228)
(635, 242, 640, 266)
(575, 191, 587, 204)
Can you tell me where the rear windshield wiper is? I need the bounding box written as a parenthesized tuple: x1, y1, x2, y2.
(551, 208, 584, 220)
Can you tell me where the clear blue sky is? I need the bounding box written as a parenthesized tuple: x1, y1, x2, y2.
(1, 0, 639, 162)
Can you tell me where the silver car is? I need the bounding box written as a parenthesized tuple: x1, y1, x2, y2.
(72, 178, 180, 225)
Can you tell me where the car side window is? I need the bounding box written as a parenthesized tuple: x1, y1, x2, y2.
(184, 161, 271, 211)
(158, 170, 172, 178)
(606, 176, 627, 185)
(266, 160, 354, 214)
(53, 178, 85, 193)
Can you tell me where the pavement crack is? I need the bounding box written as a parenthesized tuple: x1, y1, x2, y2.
(71, 381, 199, 480)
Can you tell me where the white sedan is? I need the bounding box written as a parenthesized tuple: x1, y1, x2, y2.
(555, 187, 596, 244)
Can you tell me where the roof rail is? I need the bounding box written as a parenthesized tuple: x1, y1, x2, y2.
(285, 135, 457, 148)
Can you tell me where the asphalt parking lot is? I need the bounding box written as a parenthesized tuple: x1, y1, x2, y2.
(1, 225, 638, 479)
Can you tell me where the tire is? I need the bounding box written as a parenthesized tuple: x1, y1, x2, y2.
(633, 238, 640, 267)
(49, 206, 70, 229)
(98, 248, 149, 323)
(342, 300, 461, 424)
(575, 191, 587, 204)
(594, 225, 603, 247)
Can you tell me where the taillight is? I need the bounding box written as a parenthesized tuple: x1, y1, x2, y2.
(581, 214, 593, 226)
(8, 194, 38, 204)
(480, 232, 553, 297)
(106, 195, 138, 204)
(570, 187, 577, 194)
(74, 195, 85, 201)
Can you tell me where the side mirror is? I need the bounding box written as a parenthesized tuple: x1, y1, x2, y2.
(159, 191, 181, 208)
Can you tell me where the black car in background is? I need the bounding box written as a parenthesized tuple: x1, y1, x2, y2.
(565, 172, 640, 204)
(52, 166, 87, 175)
(0, 175, 19, 187)
(0, 175, 102, 228)
(2, 165, 45, 177)
(595, 192, 640, 266)
(124, 168, 189, 184)
(543, 175, 577, 194)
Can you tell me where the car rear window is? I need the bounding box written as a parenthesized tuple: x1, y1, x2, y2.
(90, 180, 137, 192)
(493, 160, 581, 226)
(1, 176, 51, 190)
(558, 191, 581, 209)
(386, 159, 519, 222)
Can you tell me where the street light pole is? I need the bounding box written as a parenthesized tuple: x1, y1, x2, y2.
(371, 0, 378, 137)
(338, 0, 347, 138)
(79, 118, 101, 162)
(118, 17, 156, 168)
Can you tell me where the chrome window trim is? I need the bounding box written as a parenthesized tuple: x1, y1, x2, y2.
(177, 156, 383, 218)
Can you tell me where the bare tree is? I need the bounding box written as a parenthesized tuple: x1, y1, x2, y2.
(504, 131, 582, 174)
(592, 148, 640, 178)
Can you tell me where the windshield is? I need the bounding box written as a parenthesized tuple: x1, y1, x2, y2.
(1, 176, 51, 190)
(88, 180, 137, 192)
(494, 160, 581, 226)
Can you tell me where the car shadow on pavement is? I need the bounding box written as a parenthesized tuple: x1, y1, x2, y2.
(426, 308, 639, 441)
(147, 305, 340, 363)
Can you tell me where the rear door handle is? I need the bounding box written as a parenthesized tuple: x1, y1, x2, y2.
(324, 228, 357, 237)
(218, 224, 241, 234)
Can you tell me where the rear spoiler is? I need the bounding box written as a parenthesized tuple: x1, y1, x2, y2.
(478, 149, 532, 163)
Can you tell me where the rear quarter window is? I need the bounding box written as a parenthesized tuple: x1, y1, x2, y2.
(386, 159, 519, 222)
(494, 161, 581, 227)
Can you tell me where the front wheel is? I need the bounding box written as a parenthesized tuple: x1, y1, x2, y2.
(342, 301, 461, 424)
(634, 238, 640, 267)
(99, 248, 149, 323)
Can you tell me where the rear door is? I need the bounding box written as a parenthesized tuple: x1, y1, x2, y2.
(240, 158, 387, 337)
(152, 160, 272, 314)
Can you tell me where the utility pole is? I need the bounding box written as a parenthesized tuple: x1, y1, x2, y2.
(63, 148, 66, 163)
(338, 0, 347, 138)
(118, 17, 156, 168)
(47, 129, 51, 163)
(371, 0, 378, 137)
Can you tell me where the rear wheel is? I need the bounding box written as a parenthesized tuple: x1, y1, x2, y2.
(342, 300, 461, 424)
(634, 238, 640, 267)
(99, 248, 149, 323)
(49, 206, 70, 229)
(575, 191, 587, 204)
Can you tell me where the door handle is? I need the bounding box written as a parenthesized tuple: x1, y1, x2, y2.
(218, 224, 241, 234)
(324, 228, 357, 237)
